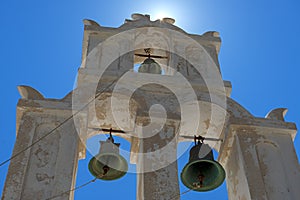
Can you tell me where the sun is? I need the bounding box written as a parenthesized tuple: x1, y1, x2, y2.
(152, 11, 173, 21)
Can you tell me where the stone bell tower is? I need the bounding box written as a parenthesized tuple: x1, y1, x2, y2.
(2, 13, 300, 200)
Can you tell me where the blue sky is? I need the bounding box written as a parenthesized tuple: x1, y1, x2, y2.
(0, 0, 299, 199)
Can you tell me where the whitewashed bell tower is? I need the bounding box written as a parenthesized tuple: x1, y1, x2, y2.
(2, 14, 300, 200)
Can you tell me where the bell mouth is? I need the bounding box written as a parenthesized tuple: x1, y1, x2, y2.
(88, 153, 128, 181)
(180, 159, 225, 191)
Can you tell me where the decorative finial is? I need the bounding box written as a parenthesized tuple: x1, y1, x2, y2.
(265, 108, 288, 121)
(17, 85, 44, 100)
(162, 18, 175, 24)
(131, 13, 151, 21)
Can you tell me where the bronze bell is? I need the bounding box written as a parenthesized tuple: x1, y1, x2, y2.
(88, 135, 128, 181)
(180, 138, 225, 191)
(138, 57, 162, 74)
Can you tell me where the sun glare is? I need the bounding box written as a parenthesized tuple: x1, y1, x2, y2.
(152, 11, 173, 21)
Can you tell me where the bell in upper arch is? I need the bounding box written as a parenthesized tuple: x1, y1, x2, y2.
(180, 140, 226, 191)
(88, 135, 128, 181)
(138, 57, 162, 74)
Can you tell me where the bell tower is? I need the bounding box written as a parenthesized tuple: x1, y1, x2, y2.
(2, 13, 300, 200)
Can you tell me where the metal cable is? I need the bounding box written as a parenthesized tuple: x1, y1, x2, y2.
(170, 188, 192, 200)
(0, 74, 124, 167)
(45, 178, 97, 200)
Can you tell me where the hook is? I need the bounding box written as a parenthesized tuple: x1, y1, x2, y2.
(194, 135, 205, 145)
(107, 128, 115, 143)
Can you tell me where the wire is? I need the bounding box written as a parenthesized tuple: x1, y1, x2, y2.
(45, 178, 97, 200)
(179, 188, 192, 198)
(169, 188, 192, 200)
(0, 74, 124, 167)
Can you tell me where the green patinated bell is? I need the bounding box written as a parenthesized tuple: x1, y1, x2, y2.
(138, 58, 162, 74)
(180, 142, 225, 191)
(88, 139, 128, 181)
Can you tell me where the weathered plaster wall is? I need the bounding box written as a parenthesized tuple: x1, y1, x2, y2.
(2, 89, 80, 200)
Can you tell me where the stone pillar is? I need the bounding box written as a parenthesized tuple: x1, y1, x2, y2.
(136, 124, 180, 200)
(2, 96, 79, 200)
(222, 124, 300, 200)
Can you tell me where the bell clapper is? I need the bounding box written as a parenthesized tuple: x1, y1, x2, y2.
(198, 174, 205, 188)
(102, 165, 110, 175)
(192, 174, 205, 189)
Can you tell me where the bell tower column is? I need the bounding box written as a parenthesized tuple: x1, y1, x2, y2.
(219, 120, 300, 200)
(135, 122, 180, 200)
(2, 86, 80, 200)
